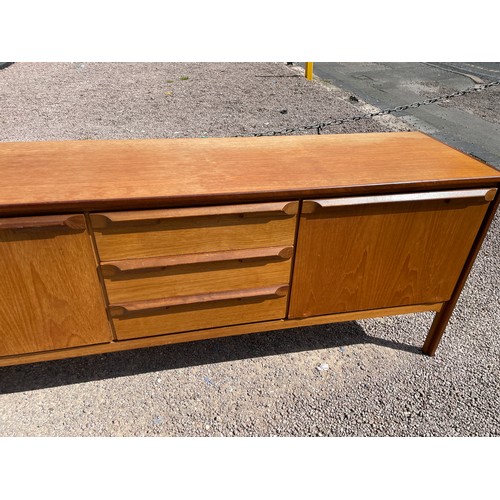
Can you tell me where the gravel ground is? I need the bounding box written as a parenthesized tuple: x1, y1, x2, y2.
(0, 62, 409, 140)
(0, 62, 498, 437)
(412, 78, 500, 126)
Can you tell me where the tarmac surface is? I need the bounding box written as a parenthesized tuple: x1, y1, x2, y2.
(311, 62, 500, 167)
(0, 62, 498, 437)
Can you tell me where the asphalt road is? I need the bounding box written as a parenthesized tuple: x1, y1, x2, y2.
(311, 62, 500, 168)
(426, 62, 500, 82)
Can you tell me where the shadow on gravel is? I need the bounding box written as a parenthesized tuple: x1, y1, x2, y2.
(0, 321, 423, 394)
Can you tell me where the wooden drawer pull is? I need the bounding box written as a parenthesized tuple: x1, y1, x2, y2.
(91, 201, 299, 227)
(0, 214, 86, 230)
(302, 188, 498, 213)
(109, 284, 290, 317)
(101, 246, 294, 276)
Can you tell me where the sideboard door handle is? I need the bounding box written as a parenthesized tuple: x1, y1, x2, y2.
(0, 214, 86, 230)
(302, 188, 498, 213)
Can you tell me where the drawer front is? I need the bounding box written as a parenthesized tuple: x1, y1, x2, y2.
(90, 201, 298, 261)
(111, 286, 289, 340)
(103, 252, 292, 303)
(91, 202, 297, 338)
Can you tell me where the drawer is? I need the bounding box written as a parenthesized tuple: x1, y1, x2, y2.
(110, 285, 289, 340)
(90, 201, 298, 261)
(101, 246, 293, 303)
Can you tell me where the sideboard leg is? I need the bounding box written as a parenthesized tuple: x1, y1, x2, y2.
(422, 305, 453, 356)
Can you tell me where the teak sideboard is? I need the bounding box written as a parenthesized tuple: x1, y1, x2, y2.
(1, 132, 499, 367)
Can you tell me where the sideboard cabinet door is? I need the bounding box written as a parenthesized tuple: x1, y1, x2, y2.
(0, 214, 112, 357)
(288, 189, 497, 318)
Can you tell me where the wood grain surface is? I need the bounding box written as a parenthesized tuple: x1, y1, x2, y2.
(91, 201, 299, 227)
(104, 257, 292, 304)
(0, 217, 112, 356)
(112, 294, 289, 340)
(110, 284, 289, 317)
(100, 246, 293, 275)
(1, 132, 499, 215)
(289, 194, 492, 318)
(92, 209, 297, 261)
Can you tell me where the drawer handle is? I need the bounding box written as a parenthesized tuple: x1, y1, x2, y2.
(101, 246, 294, 276)
(91, 201, 299, 227)
(302, 188, 498, 213)
(0, 214, 86, 230)
(109, 284, 290, 317)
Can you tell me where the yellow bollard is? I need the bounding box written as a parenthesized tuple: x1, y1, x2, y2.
(305, 62, 314, 80)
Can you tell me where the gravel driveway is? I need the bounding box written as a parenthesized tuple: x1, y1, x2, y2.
(0, 62, 498, 437)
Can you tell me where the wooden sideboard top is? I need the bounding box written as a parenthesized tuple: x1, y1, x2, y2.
(1, 131, 499, 215)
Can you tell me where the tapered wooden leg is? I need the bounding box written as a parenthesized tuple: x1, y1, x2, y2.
(422, 303, 455, 356)
(422, 192, 500, 356)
